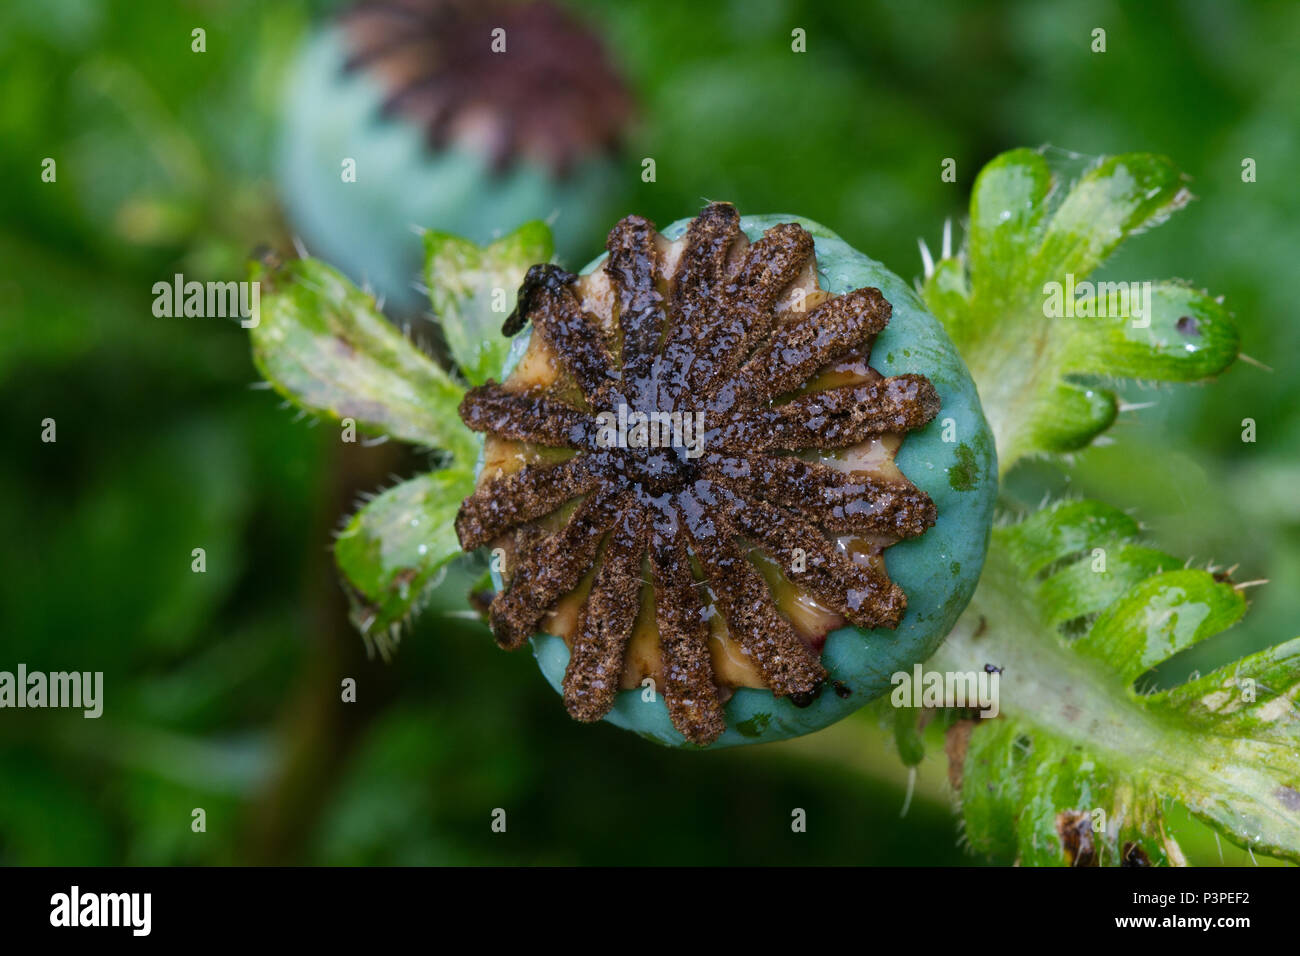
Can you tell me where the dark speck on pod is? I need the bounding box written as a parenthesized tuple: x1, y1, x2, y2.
(789, 686, 823, 708)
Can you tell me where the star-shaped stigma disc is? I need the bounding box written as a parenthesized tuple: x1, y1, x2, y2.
(456, 203, 939, 745)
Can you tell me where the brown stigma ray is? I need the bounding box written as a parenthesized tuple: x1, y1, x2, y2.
(703, 452, 937, 538)
(714, 374, 941, 452)
(648, 517, 727, 744)
(563, 508, 649, 723)
(459, 383, 592, 448)
(457, 203, 939, 746)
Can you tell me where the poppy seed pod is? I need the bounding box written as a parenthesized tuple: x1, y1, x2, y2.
(277, 0, 634, 310)
(457, 204, 998, 748)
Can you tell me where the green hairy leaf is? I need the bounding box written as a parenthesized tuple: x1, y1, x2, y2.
(334, 467, 476, 655)
(249, 255, 474, 463)
(925, 500, 1300, 866)
(922, 148, 1240, 472)
(248, 223, 556, 643)
(423, 220, 553, 387)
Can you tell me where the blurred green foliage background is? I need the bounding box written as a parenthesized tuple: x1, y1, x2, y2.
(1, 0, 1296, 865)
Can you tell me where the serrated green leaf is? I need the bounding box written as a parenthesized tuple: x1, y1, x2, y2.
(1147, 638, 1300, 745)
(423, 221, 553, 386)
(1022, 381, 1118, 454)
(249, 255, 475, 465)
(1061, 281, 1238, 381)
(922, 149, 1239, 472)
(1035, 545, 1183, 628)
(927, 499, 1300, 865)
(967, 147, 1053, 318)
(1002, 498, 1140, 576)
(334, 467, 476, 652)
(1031, 153, 1190, 283)
(1076, 569, 1248, 684)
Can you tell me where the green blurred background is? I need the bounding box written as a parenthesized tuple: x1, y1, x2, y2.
(1, 0, 1296, 865)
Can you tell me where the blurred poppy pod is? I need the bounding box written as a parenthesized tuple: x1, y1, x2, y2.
(277, 0, 635, 311)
